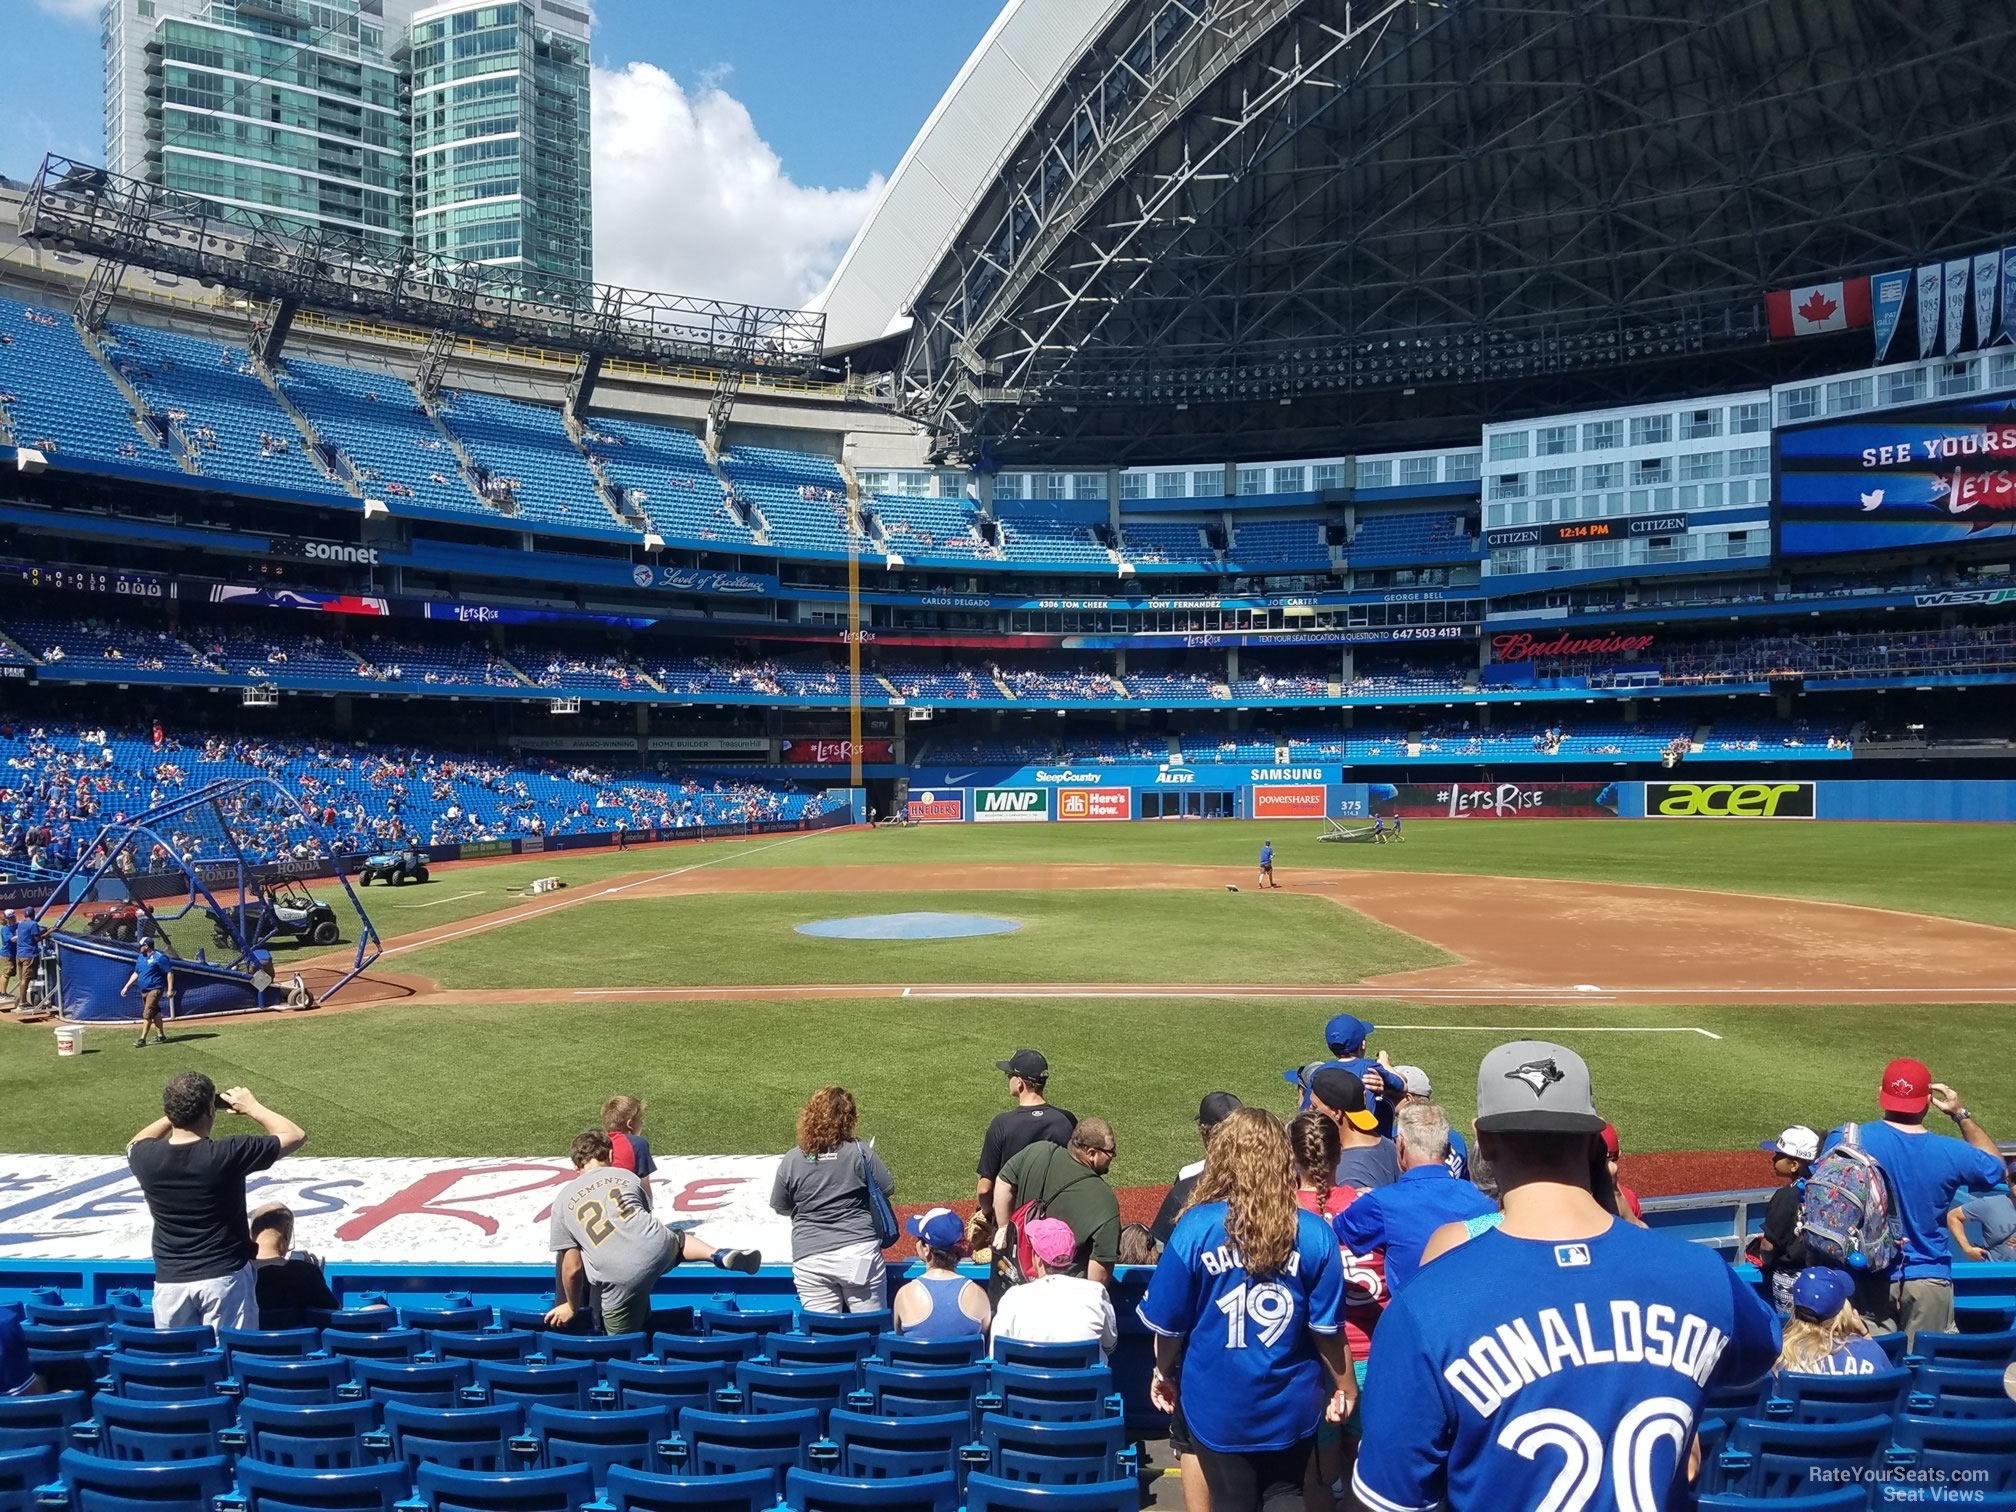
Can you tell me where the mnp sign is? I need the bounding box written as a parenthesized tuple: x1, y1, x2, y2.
(1646, 781, 1817, 819)
(974, 787, 1051, 823)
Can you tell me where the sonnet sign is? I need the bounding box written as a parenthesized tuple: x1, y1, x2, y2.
(1490, 631, 1657, 663)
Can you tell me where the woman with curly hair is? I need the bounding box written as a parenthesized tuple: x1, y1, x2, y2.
(1140, 1107, 1356, 1512)
(770, 1086, 895, 1314)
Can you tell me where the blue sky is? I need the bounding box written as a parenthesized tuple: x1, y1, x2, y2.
(5, 0, 1003, 304)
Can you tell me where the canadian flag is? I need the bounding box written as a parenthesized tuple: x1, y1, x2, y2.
(1766, 278, 1873, 339)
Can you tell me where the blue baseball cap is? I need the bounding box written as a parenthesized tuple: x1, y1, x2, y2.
(1791, 1267, 1854, 1322)
(1325, 1014, 1374, 1053)
(906, 1207, 965, 1249)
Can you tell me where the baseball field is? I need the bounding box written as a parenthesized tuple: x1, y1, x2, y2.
(6, 818, 2014, 1206)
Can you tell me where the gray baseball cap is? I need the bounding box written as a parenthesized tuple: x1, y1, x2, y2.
(1475, 1040, 1606, 1135)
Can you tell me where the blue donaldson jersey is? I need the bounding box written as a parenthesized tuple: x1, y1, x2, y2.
(1138, 1202, 1345, 1453)
(1354, 1222, 1779, 1512)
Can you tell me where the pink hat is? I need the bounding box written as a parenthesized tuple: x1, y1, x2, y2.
(1023, 1217, 1077, 1269)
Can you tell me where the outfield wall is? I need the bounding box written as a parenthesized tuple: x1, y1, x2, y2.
(899, 770, 2016, 824)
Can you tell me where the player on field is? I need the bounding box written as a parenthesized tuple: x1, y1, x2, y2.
(1352, 1041, 1779, 1512)
(1140, 1108, 1354, 1512)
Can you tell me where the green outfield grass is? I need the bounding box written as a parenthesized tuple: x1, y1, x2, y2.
(392, 889, 1452, 989)
(9, 996, 2011, 1201)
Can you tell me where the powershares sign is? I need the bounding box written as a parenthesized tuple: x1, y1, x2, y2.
(972, 787, 1051, 824)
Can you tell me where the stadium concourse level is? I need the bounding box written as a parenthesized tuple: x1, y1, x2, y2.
(0, 296, 1487, 572)
(0, 722, 831, 878)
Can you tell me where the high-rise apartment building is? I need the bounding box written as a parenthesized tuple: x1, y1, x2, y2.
(408, 0, 593, 283)
(100, 0, 592, 281)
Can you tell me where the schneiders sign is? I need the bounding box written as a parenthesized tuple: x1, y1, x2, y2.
(1645, 781, 1818, 819)
(972, 787, 1051, 822)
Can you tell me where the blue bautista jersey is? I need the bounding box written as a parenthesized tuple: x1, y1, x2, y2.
(1138, 1202, 1344, 1453)
(1353, 1222, 1779, 1512)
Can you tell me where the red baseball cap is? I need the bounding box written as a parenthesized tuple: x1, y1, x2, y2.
(1600, 1122, 1621, 1161)
(1878, 1058, 1931, 1115)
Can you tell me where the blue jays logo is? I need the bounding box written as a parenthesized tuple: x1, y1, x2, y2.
(1506, 1058, 1565, 1097)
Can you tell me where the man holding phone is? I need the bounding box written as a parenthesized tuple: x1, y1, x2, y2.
(127, 1073, 308, 1330)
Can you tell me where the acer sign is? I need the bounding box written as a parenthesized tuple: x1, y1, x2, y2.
(1490, 631, 1656, 663)
(1646, 782, 1816, 820)
(781, 739, 894, 764)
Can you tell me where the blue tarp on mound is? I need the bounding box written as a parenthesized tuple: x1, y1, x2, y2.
(55, 936, 267, 1023)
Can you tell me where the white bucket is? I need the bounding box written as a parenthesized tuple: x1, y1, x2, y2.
(53, 1025, 83, 1057)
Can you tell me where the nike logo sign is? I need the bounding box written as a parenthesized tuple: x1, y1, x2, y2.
(943, 771, 976, 783)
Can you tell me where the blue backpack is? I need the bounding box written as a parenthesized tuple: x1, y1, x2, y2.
(1797, 1124, 1901, 1272)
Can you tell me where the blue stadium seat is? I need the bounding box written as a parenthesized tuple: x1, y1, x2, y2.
(52, 1446, 234, 1511)
(984, 1368, 1121, 1424)
(1695, 1491, 1869, 1512)
(857, 1365, 987, 1422)
(0, 1444, 53, 1509)
(603, 1360, 731, 1417)
(515, 1403, 673, 1481)
(655, 1336, 761, 1368)
(23, 1294, 115, 1328)
(220, 1328, 323, 1359)
(472, 1359, 597, 1411)
(698, 1305, 795, 1344)
(108, 1322, 214, 1356)
(728, 1361, 856, 1420)
(539, 1331, 651, 1365)
(100, 1349, 229, 1401)
(1911, 1328, 2016, 1367)
(499, 1310, 563, 1335)
(1870, 1331, 1909, 1362)
(413, 1460, 595, 1512)
(343, 1357, 474, 1408)
(763, 1334, 877, 1370)
(0, 1391, 86, 1456)
(825, 1410, 969, 1480)
(227, 1399, 382, 1470)
(77, 1393, 235, 1463)
(801, 1312, 892, 1342)
(963, 1471, 1141, 1512)
(108, 1301, 155, 1331)
(1712, 1415, 1888, 1500)
(785, 1469, 960, 1512)
(427, 1330, 538, 1364)
(376, 1401, 525, 1475)
(1762, 1365, 1912, 1422)
(400, 1301, 490, 1335)
(872, 1338, 983, 1371)
(989, 1342, 1102, 1373)
(600, 1464, 779, 1512)
(670, 1408, 822, 1478)
(1909, 1365, 2016, 1419)
(1888, 1413, 2016, 1490)
(647, 1309, 699, 1339)
(19, 1323, 107, 1394)
(322, 1330, 424, 1362)
(977, 1414, 1137, 1486)
(228, 1355, 353, 1406)
(226, 1457, 414, 1512)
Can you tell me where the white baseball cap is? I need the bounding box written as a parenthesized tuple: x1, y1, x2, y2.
(1761, 1125, 1821, 1163)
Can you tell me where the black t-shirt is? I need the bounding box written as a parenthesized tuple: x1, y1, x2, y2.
(1759, 1182, 1807, 1275)
(1150, 1162, 1205, 1247)
(256, 1256, 338, 1326)
(977, 1103, 1076, 1181)
(128, 1134, 282, 1283)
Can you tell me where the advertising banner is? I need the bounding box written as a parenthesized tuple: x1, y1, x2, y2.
(1644, 781, 1817, 819)
(780, 739, 896, 764)
(647, 737, 772, 755)
(1252, 786, 1327, 819)
(0, 1153, 788, 1262)
(972, 787, 1051, 823)
(905, 790, 967, 823)
(1370, 782, 1623, 819)
(1058, 789, 1132, 822)
(1774, 396, 2016, 558)
(2004, 246, 2016, 347)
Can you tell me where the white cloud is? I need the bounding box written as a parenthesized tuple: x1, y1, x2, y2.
(592, 62, 883, 310)
(34, 0, 103, 21)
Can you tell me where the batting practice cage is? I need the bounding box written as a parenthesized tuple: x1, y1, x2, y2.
(38, 777, 380, 1023)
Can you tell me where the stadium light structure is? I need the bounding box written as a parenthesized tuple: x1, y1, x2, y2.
(19, 156, 826, 409)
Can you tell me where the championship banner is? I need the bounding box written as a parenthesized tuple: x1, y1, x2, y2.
(1644, 781, 1816, 820)
(1871, 269, 1910, 362)
(0, 1154, 790, 1262)
(1916, 264, 1943, 358)
(1368, 782, 1622, 819)
(2003, 247, 2016, 347)
(1943, 259, 1970, 356)
(1973, 252, 2000, 352)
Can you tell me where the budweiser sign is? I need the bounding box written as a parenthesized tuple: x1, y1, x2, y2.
(1491, 631, 1656, 663)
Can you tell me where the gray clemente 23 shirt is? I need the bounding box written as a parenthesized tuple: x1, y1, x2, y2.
(549, 1165, 678, 1296)
(771, 1140, 894, 1258)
